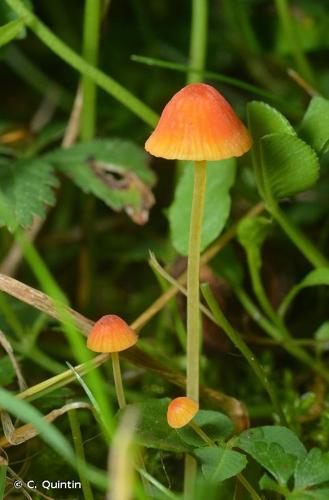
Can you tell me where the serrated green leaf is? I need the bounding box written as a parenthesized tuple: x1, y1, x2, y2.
(0, 158, 58, 231)
(279, 268, 329, 317)
(260, 133, 320, 199)
(299, 97, 329, 155)
(0, 18, 24, 48)
(46, 139, 155, 224)
(168, 159, 236, 256)
(177, 410, 233, 448)
(294, 448, 329, 489)
(122, 398, 190, 453)
(247, 102, 296, 195)
(194, 445, 247, 482)
(237, 426, 306, 485)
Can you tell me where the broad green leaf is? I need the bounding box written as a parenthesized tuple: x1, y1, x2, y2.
(168, 159, 236, 255)
(299, 97, 329, 155)
(279, 268, 329, 317)
(294, 448, 329, 489)
(0, 18, 24, 48)
(46, 139, 155, 224)
(237, 426, 306, 485)
(194, 445, 247, 482)
(260, 133, 320, 199)
(247, 101, 295, 194)
(0, 158, 58, 231)
(124, 398, 190, 452)
(177, 410, 233, 448)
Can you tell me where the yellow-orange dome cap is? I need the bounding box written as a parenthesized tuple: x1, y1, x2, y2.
(167, 397, 199, 429)
(87, 315, 137, 353)
(145, 83, 252, 161)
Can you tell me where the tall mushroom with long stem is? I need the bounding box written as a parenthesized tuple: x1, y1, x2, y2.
(145, 82, 252, 489)
(87, 314, 137, 409)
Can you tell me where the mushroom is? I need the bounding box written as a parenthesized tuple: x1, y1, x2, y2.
(145, 83, 252, 404)
(167, 396, 199, 429)
(87, 314, 137, 408)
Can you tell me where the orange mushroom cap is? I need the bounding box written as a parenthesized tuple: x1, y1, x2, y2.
(167, 397, 199, 429)
(145, 83, 252, 161)
(87, 315, 137, 353)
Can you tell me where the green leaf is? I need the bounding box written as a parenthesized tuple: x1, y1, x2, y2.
(314, 322, 329, 355)
(247, 101, 296, 194)
(124, 398, 190, 452)
(0, 158, 58, 231)
(0, 18, 24, 48)
(299, 97, 329, 155)
(168, 159, 236, 255)
(177, 410, 233, 448)
(237, 426, 306, 485)
(279, 268, 329, 317)
(260, 133, 320, 199)
(46, 139, 155, 224)
(294, 448, 329, 489)
(287, 489, 329, 500)
(194, 445, 247, 482)
(259, 473, 285, 493)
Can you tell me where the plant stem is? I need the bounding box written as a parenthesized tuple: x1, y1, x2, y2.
(201, 284, 288, 425)
(185, 161, 207, 498)
(237, 474, 262, 500)
(184, 454, 197, 499)
(68, 409, 94, 500)
(274, 0, 315, 86)
(189, 420, 214, 446)
(5, 0, 158, 127)
(187, 161, 207, 403)
(111, 352, 126, 409)
(268, 201, 329, 269)
(81, 0, 101, 140)
(187, 0, 208, 83)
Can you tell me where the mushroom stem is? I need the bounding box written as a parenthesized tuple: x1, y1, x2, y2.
(186, 160, 207, 402)
(111, 352, 126, 409)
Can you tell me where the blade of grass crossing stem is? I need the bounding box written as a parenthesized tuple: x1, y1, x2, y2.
(201, 283, 287, 425)
(5, 0, 158, 127)
(0, 387, 107, 490)
(68, 409, 94, 500)
(131, 55, 286, 104)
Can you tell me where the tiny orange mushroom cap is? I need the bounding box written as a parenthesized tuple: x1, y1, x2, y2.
(87, 315, 137, 353)
(145, 83, 252, 161)
(167, 397, 199, 429)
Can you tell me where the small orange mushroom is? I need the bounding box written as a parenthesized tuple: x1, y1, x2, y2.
(87, 315, 137, 409)
(167, 397, 199, 429)
(87, 315, 137, 353)
(145, 83, 252, 161)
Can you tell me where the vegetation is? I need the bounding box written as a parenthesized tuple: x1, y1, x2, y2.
(0, 0, 329, 498)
